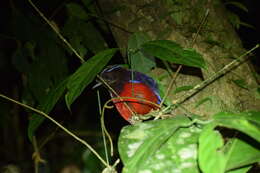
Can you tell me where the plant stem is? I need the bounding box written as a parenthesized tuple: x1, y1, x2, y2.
(0, 94, 109, 168)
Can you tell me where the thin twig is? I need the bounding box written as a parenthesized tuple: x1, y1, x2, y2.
(159, 65, 182, 107)
(0, 94, 109, 168)
(191, 9, 209, 44)
(101, 98, 115, 156)
(94, 1, 133, 34)
(32, 136, 40, 173)
(97, 75, 136, 117)
(28, 0, 85, 63)
(173, 44, 259, 105)
(160, 9, 210, 107)
(93, 14, 133, 34)
(98, 90, 110, 163)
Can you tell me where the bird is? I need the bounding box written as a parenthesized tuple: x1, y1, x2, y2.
(97, 65, 161, 124)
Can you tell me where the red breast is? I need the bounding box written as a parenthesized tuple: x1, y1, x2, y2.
(112, 82, 160, 121)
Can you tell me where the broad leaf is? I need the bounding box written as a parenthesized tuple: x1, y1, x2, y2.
(63, 17, 107, 55)
(28, 78, 68, 141)
(66, 3, 89, 20)
(226, 166, 252, 173)
(199, 124, 226, 173)
(81, 22, 108, 53)
(62, 18, 88, 57)
(213, 112, 260, 142)
(199, 111, 260, 173)
(12, 23, 68, 103)
(128, 32, 155, 73)
(232, 79, 248, 89)
(118, 115, 202, 173)
(11, 10, 69, 142)
(227, 11, 241, 29)
(199, 125, 259, 173)
(65, 48, 117, 109)
(141, 40, 205, 69)
(225, 138, 260, 171)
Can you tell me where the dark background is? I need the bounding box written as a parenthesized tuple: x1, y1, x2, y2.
(0, 0, 259, 172)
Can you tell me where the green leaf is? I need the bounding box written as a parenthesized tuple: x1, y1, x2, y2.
(66, 3, 89, 20)
(81, 0, 93, 7)
(82, 22, 108, 53)
(82, 147, 105, 172)
(204, 37, 223, 47)
(246, 111, 260, 123)
(12, 23, 68, 103)
(226, 166, 252, 173)
(141, 40, 205, 69)
(239, 22, 255, 29)
(170, 11, 184, 25)
(28, 78, 68, 141)
(173, 85, 194, 94)
(213, 112, 260, 142)
(232, 79, 248, 89)
(225, 138, 260, 171)
(65, 3, 108, 53)
(118, 115, 202, 173)
(255, 87, 260, 99)
(65, 48, 117, 110)
(225, 2, 248, 13)
(227, 12, 241, 29)
(199, 124, 226, 173)
(62, 18, 88, 57)
(199, 111, 260, 173)
(128, 32, 155, 73)
(195, 97, 213, 108)
(62, 17, 107, 54)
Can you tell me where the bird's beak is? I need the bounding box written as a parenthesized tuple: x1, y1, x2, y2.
(92, 80, 102, 89)
(92, 75, 115, 89)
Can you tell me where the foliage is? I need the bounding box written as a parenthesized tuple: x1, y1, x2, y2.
(141, 40, 205, 69)
(118, 111, 260, 173)
(65, 48, 118, 110)
(225, 1, 255, 29)
(128, 32, 156, 74)
(0, 0, 259, 172)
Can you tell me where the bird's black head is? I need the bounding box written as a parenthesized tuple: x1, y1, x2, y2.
(93, 65, 129, 92)
(100, 65, 129, 85)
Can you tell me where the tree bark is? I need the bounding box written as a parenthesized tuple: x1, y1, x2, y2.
(98, 0, 260, 117)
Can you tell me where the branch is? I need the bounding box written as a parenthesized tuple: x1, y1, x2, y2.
(173, 44, 259, 105)
(0, 94, 109, 168)
(28, 0, 85, 63)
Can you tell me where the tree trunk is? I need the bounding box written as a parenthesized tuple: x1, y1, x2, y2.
(98, 0, 260, 117)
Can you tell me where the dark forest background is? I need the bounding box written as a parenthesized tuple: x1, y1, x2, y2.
(0, 0, 259, 172)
